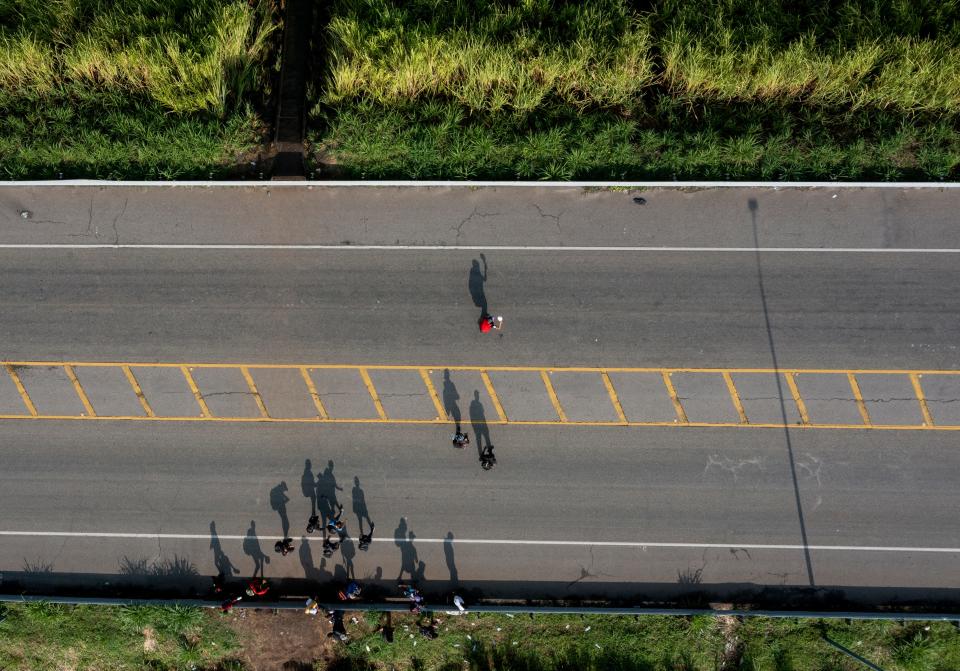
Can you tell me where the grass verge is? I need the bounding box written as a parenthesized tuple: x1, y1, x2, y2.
(309, 0, 960, 181)
(328, 611, 960, 671)
(0, 601, 241, 670)
(0, 0, 278, 180)
(1, 602, 959, 670)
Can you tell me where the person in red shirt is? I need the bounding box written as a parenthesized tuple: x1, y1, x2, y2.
(478, 314, 503, 332)
(245, 578, 269, 597)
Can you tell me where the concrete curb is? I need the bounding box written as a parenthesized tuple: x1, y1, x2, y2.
(0, 180, 958, 188)
(1, 594, 959, 620)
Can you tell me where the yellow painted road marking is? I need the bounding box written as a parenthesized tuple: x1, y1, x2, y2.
(181, 366, 211, 418)
(541, 370, 568, 423)
(661, 372, 688, 424)
(910, 373, 935, 427)
(0, 413, 958, 430)
(240, 367, 269, 418)
(420, 369, 446, 420)
(122, 365, 155, 417)
(299, 367, 328, 420)
(722, 371, 748, 424)
(63, 364, 96, 417)
(847, 372, 871, 426)
(5, 364, 37, 417)
(1, 360, 959, 430)
(359, 368, 387, 420)
(601, 371, 628, 424)
(480, 370, 508, 422)
(784, 373, 810, 426)
(9, 361, 960, 376)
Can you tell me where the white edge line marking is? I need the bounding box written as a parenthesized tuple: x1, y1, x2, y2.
(0, 531, 957, 553)
(0, 244, 959, 253)
(2, 180, 960, 188)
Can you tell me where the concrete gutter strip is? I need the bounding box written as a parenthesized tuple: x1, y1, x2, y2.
(0, 180, 958, 189)
(1, 594, 958, 620)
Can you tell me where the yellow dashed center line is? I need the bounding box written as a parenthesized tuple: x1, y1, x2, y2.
(601, 371, 628, 425)
(541, 370, 568, 423)
(910, 373, 935, 427)
(122, 365, 154, 417)
(63, 364, 96, 417)
(847, 372, 871, 426)
(5, 364, 37, 417)
(722, 371, 748, 424)
(0, 360, 957, 431)
(784, 373, 810, 426)
(299, 367, 328, 420)
(180, 366, 211, 418)
(241, 366, 270, 419)
(420, 369, 446, 421)
(359, 368, 387, 420)
(661, 372, 688, 424)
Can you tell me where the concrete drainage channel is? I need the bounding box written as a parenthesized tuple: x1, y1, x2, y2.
(270, 0, 311, 180)
(2, 594, 959, 622)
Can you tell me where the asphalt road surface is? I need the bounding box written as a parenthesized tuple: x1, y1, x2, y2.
(0, 184, 958, 608)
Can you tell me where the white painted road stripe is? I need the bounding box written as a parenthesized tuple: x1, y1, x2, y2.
(0, 530, 957, 553)
(3, 179, 960, 188)
(0, 244, 959, 253)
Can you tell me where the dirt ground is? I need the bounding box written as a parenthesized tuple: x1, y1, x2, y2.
(226, 607, 336, 671)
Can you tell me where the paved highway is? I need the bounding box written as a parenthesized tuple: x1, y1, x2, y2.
(0, 184, 958, 608)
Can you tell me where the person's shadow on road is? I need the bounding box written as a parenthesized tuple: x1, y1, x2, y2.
(352, 476, 373, 535)
(209, 521, 239, 579)
(442, 369, 462, 431)
(269, 481, 291, 538)
(316, 459, 344, 527)
(470, 390, 493, 455)
(301, 459, 316, 517)
(469, 254, 488, 317)
(444, 531, 459, 585)
(395, 517, 422, 583)
(299, 536, 331, 582)
(242, 520, 270, 577)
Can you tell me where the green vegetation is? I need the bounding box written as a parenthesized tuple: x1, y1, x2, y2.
(309, 0, 960, 180)
(0, 601, 241, 670)
(1, 602, 960, 670)
(0, 0, 277, 179)
(331, 612, 960, 671)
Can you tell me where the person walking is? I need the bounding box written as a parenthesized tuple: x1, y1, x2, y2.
(452, 430, 470, 448)
(358, 522, 375, 551)
(274, 537, 295, 556)
(326, 503, 346, 535)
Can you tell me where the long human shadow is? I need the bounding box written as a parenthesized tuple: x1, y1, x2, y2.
(298, 536, 332, 582)
(209, 521, 239, 578)
(442, 368, 462, 431)
(241, 520, 270, 577)
(749, 197, 815, 587)
(341, 536, 356, 580)
(444, 531, 459, 585)
(468, 254, 488, 316)
(394, 517, 421, 582)
(269, 481, 291, 538)
(301, 459, 316, 517)
(469, 390, 492, 453)
(352, 476, 373, 535)
(316, 459, 344, 528)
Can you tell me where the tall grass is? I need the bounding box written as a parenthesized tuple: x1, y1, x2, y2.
(311, 0, 960, 181)
(323, 0, 655, 114)
(0, 0, 277, 116)
(0, 602, 239, 670)
(0, 0, 277, 179)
